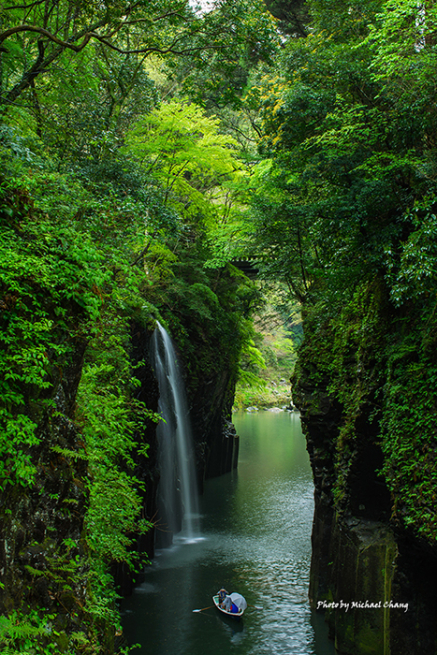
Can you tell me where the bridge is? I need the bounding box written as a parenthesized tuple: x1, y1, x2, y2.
(231, 259, 259, 279)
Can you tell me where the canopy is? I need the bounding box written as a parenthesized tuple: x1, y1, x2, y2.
(229, 593, 247, 611)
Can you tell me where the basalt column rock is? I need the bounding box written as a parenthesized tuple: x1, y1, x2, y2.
(187, 365, 239, 487)
(291, 366, 341, 607)
(293, 362, 398, 654)
(293, 360, 437, 655)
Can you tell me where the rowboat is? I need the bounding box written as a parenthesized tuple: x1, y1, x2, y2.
(213, 592, 246, 619)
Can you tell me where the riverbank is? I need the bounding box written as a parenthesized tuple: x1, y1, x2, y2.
(233, 377, 293, 410)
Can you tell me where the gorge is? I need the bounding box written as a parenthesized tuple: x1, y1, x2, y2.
(2, 1, 437, 654)
(121, 410, 335, 655)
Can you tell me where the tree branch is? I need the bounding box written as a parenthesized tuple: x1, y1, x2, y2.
(0, 8, 232, 104)
(0, 20, 229, 57)
(3, 37, 46, 104)
(4, 0, 46, 10)
(93, 36, 230, 57)
(1, 18, 108, 104)
(131, 234, 156, 267)
(0, 24, 96, 51)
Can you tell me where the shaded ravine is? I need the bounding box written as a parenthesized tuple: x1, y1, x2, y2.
(121, 410, 336, 654)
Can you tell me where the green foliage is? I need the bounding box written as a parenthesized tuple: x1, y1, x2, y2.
(170, 0, 281, 109)
(234, 288, 299, 409)
(263, 0, 309, 37)
(0, 175, 105, 489)
(124, 99, 241, 224)
(386, 198, 437, 307)
(367, 0, 437, 88)
(381, 334, 437, 539)
(0, 604, 136, 654)
(0, 0, 279, 117)
(148, 248, 259, 385)
(0, 3, 280, 652)
(0, 609, 58, 655)
(0, 140, 159, 652)
(252, 0, 437, 541)
(77, 312, 156, 572)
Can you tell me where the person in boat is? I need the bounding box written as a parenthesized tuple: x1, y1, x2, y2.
(222, 594, 239, 614)
(218, 588, 229, 606)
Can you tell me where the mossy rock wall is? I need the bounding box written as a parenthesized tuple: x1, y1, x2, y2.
(293, 289, 437, 654)
(0, 332, 91, 640)
(312, 510, 398, 655)
(308, 494, 437, 655)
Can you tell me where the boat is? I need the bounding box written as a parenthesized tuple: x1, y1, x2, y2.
(213, 592, 247, 619)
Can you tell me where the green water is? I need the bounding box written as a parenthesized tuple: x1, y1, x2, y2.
(121, 410, 336, 654)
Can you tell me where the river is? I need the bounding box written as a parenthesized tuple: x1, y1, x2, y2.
(121, 410, 336, 655)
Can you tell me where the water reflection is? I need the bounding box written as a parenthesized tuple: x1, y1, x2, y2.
(121, 410, 336, 655)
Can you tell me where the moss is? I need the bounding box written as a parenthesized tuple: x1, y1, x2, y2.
(354, 625, 384, 655)
(294, 274, 437, 542)
(317, 515, 397, 655)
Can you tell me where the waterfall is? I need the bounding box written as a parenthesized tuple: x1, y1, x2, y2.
(151, 322, 200, 545)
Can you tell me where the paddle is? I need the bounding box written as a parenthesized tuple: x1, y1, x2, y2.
(192, 605, 213, 613)
(248, 603, 263, 610)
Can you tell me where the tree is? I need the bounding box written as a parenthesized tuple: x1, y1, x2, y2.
(0, 0, 279, 111)
(124, 99, 241, 225)
(248, 0, 437, 545)
(172, 0, 280, 109)
(263, 0, 309, 36)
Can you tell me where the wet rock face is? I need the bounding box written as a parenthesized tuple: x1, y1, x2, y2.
(188, 370, 239, 485)
(315, 514, 398, 655)
(389, 536, 437, 655)
(292, 370, 340, 509)
(293, 363, 437, 655)
(201, 417, 239, 481)
(129, 322, 160, 550)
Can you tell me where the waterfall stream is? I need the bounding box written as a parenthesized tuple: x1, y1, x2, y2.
(151, 322, 200, 545)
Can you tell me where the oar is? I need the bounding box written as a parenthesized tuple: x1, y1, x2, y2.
(192, 605, 213, 613)
(248, 603, 263, 610)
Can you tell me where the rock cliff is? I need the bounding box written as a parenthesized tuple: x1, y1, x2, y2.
(292, 294, 437, 655)
(1, 190, 244, 650)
